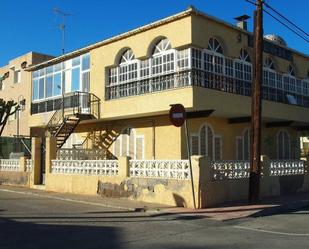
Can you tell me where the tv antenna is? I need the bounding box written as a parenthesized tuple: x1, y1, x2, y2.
(53, 7, 71, 55)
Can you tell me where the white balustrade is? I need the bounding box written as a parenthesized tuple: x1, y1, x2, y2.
(51, 160, 119, 176)
(0, 159, 20, 172)
(129, 160, 190, 180)
(269, 160, 306, 176)
(211, 160, 250, 181)
(26, 159, 33, 172)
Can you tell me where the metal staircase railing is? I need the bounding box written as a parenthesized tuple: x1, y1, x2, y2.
(46, 91, 100, 149)
(75, 128, 120, 159)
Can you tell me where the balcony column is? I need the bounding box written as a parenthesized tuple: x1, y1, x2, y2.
(188, 48, 192, 86)
(30, 137, 41, 186)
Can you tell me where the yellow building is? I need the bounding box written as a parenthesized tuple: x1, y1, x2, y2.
(0, 52, 54, 137)
(0, 52, 53, 158)
(26, 7, 309, 161)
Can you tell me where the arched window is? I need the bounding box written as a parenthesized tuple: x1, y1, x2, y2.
(236, 128, 250, 160)
(199, 124, 214, 159)
(264, 57, 275, 70)
(239, 49, 251, 63)
(277, 130, 290, 159)
(288, 64, 295, 76)
(263, 57, 277, 100)
(283, 64, 297, 101)
(151, 38, 174, 76)
(204, 38, 225, 89)
(118, 49, 138, 84)
(234, 49, 252, 96)
(120, 49, 135, 64)
(191, 124, 221, 160)
(152, 38, 171, 55)
(113, 128, 144, 159)
(207, 38, 223, 54)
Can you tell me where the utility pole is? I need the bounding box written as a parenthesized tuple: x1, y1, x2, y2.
(249, 0, 263, 203)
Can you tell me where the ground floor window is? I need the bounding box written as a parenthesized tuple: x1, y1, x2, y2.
(113, 128, 144, 159)
(236, 128, 250, 160)
(190, 123, 222, 160)
(277, 130, 290, 159)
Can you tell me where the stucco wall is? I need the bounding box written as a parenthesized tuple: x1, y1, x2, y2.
(0, 52, 53, 137)
(0, 172, 29, 186)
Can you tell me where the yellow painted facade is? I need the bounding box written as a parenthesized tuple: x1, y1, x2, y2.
(1, 8, 309, 208)
(0, 52, 53, 137)
(24, 7, 308, 161)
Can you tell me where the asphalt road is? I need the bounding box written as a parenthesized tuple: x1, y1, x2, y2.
(0, 188, 308, 249)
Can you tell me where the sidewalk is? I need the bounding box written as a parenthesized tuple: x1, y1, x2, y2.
(162, 192, 309, 221)
(1, 185, 308, 221)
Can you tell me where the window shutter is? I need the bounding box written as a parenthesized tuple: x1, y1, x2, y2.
(214, 136, 222, 160)
(129, 131, 135, 159)
(136, 137, 144, 159)
(191, 135, 199, 155)
(114, 138, 121, 158)
(207, 126, 214, 160)
(243, 129, 250, 160)
(200, 126, 207, 155)
(236, 137, 243, 160)
(121, 134, 128, 156)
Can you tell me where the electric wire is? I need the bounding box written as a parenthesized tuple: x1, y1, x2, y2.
(263, 8, 309, 43)
(244, 0, 309, 43)
(264, 1, 309, 37)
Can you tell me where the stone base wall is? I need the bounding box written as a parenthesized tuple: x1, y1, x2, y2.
(0, 172, 29, 186)
(97, 178, 194, 208)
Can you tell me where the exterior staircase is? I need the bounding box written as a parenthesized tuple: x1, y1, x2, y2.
(81, 128, 120, 159)
(47, 92, 100, 150)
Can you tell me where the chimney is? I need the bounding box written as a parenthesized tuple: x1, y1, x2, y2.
(234, 15, 250, 31)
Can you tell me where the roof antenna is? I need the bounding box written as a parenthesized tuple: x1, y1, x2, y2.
(53, 7, 71, 55)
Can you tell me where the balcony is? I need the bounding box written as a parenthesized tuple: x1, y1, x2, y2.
(31, 91, 100, 118)
(105, 69, 309, 109)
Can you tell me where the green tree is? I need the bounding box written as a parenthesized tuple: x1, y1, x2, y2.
(0, 99, 18, 136)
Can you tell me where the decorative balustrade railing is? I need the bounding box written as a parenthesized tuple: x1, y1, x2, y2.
(56, 148, 105, 160)
(129, 160, 190, 180)
(211, 160, 250, 181)
(269, 160, 306, 176)
(26, 159, 33, 172)
(106, 71, 191, 100)
(51, 160, 118, 176)
(0, 159, 20, 172)
(106, 69, 309, 109)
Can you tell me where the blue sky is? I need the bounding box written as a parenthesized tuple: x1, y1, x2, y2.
(1, 0, 308, 66)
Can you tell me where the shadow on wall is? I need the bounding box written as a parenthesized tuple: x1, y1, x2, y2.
(0, 217, 121, 249)
(280, 175, 304, 195)
(198, 182, 207, 209)
(173, 193, 186, 207)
